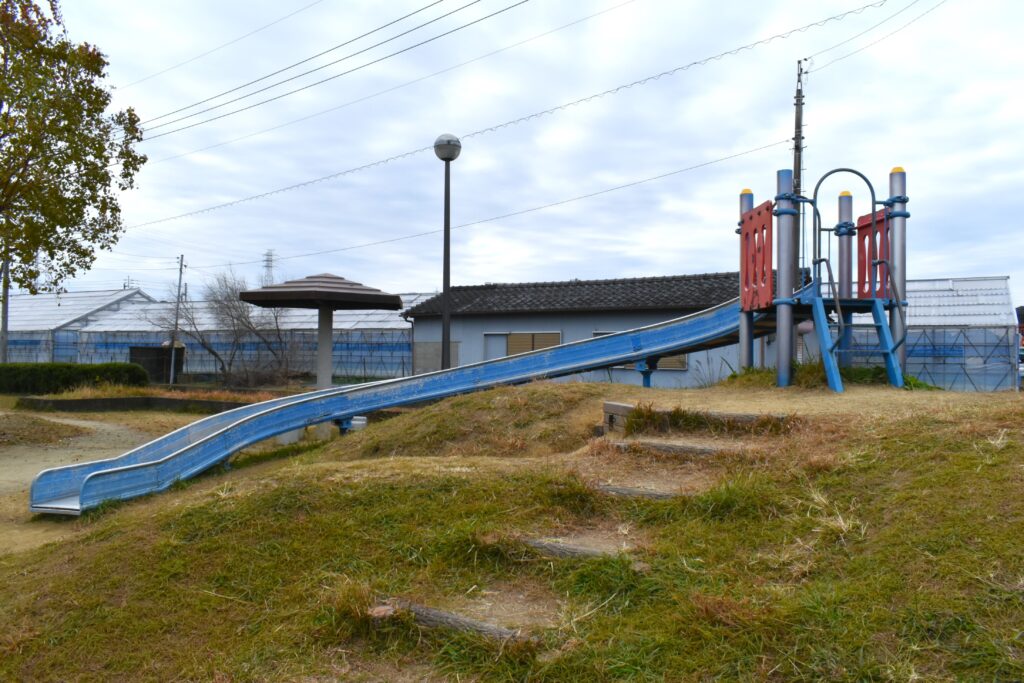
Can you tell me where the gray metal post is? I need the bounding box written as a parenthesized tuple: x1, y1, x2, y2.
(441, 159, 452, 370)
(775, 169, 795, 387)
(837, 192, 854, 367)
(317, 306, 333, 388)
(738, 189, 754, 369)
(889, 167, 908, 366)
(434, 133, 461, 370)
(837, 192, 853, 298)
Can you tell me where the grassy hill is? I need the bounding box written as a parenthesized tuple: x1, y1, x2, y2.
(1, 381, 1022, 681)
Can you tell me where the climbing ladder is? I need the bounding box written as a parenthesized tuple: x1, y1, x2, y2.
(809, 294, 904, 392)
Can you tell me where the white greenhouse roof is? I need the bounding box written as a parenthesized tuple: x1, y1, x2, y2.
(6, 289, 154, 332)
(77, 292, 431, 333)
(905, 276, 1016, 327)
(848, 276, 1016, 328)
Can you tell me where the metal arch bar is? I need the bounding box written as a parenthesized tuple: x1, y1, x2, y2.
(810, 168, 878, 293)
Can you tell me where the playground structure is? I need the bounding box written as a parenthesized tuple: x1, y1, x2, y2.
(29, 166, 908, 515)
(738, 167, 910, 392)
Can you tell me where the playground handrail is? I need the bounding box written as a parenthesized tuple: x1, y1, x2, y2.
(813, 257, 846, 352)
(872, 257, 908, 351)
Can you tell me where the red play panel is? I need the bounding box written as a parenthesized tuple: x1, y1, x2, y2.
(856, 209, 889, 298)
(740, 200, 773, 311)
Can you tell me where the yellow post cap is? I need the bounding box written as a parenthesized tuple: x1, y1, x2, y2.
(839, 191, 852, 197)
(891, 166, 905, 173)
(740, 188, 753, 194)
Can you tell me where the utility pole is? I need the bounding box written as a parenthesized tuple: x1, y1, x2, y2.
(793, 60, 805, 199)
(0, 255, 9, 364)
(169, 255, 184, 385)
(792, 59, 805, 288)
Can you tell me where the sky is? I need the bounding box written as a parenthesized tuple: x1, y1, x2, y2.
(53, 0, 1024, 306)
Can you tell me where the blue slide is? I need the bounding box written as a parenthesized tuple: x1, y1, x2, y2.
(29, 295, 776, 515)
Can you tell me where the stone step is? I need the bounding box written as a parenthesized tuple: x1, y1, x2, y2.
(595, 483, 677, 500)
(603, 401, 790, 434)
(523, 538, 617, 559)
(609, 439, 723, 457)
(369, 599, 535, 643)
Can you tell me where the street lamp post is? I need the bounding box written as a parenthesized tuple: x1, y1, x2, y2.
(434, 133, 461, 370)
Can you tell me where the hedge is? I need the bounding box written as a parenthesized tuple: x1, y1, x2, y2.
(0, 363, 149, 394)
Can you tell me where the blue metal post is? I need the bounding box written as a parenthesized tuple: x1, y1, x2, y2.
(636, 358, 658, 388)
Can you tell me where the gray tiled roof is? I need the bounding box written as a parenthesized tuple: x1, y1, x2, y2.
(405, 272, 740, 318)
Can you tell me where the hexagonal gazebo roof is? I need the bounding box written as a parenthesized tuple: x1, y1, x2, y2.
(239, 274, 402, 311)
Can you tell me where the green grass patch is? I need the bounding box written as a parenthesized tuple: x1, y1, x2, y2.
(724, 363, 940, 390)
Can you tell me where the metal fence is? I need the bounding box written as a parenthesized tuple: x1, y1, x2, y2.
(851, 325, 1019, 391)
(6, 328, 413, 381)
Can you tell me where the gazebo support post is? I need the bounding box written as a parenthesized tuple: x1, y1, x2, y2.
(317, 305, 333, 388)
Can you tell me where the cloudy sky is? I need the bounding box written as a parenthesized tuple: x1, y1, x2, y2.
(56, 0, 1023, 305)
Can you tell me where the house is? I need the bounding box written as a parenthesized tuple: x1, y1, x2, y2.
(403, 272, 757, 388)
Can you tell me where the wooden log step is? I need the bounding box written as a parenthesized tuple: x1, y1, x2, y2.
(368, 599, 534, 642)
(595, 484, 677, 500)
(523, 538, 615, 559)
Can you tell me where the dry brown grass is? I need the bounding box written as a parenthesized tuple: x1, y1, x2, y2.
(0, 413, 89, 446)
(44, 383, 281, 404)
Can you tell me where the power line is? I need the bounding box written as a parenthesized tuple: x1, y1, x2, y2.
(119, 0, 331, 89)
(805, 0, 922, 59)
(143, 0, 641, 167)
(143, 0, 454, 125)
(184, 139, 790, 271)
(142, 0, 530, 140)
(125, 0, 890, 230)
(808, 0, 949, 73)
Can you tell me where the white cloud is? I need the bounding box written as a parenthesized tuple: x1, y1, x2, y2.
(51, 0, 1024, 311)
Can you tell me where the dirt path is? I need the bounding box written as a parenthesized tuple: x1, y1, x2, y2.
(0, 412, 156, 496)
(0, 411, 192, 556)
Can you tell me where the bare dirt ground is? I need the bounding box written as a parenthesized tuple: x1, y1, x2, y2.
(0, 410, 198, 555)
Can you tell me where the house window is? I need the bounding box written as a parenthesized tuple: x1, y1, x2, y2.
(593, 331, 687, 370)
(507, 332, 561, 355)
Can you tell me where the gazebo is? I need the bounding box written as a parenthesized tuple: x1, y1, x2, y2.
(240, 274, 403, 388)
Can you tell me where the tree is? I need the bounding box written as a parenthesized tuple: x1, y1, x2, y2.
(0, 0, 146, 360)
(158, 271, 297, 386)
